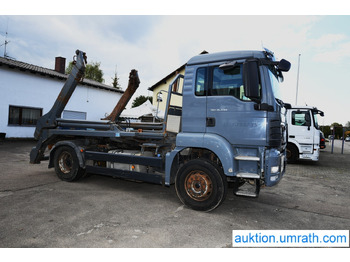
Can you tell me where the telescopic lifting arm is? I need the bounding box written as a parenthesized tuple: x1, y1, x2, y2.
(103, 69, 140, 122)
(30, 50, 87, 164)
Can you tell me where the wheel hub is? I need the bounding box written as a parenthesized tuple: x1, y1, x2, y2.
(58, 152, 73, 174)
(184, 171, 212, 201)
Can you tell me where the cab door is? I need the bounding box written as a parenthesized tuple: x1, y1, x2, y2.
(288, 110, 314, 152)
(205, 63, 267, 146)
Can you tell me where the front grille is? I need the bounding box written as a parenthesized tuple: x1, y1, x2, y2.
(269, 119, 282, 147)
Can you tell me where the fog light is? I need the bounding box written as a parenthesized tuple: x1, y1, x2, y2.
(271, 166, 279, 173)
(270, 175, 279, 181)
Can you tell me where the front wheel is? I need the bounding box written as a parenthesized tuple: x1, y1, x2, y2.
(286, 144, 298, 163)
(175, 159, 227, 212)
(54, 146, 85, 182)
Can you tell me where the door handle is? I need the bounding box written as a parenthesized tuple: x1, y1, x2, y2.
(289, 135, 295, 138)
(206, 117, 216, 127)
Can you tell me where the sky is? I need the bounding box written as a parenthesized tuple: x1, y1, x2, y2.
(1, 1, 350, 126)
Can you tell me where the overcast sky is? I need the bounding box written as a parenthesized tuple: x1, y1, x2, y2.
(1, 2, 349, 126)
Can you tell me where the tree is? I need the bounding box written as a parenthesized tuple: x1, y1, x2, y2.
(111, 67, 122, 90)
(320, 125, 331, 137)
(345, 121, 350, 129)
(330, 122, 343, 139)
(131, 95, 153, 108)
(66, 61, 104, 83)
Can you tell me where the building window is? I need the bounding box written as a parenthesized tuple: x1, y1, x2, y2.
(8, 106, 42, 126)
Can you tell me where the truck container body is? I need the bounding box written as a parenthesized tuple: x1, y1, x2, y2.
(30, 49, 291, 211)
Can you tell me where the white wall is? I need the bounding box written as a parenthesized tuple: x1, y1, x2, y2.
(0, 67, 122, 138)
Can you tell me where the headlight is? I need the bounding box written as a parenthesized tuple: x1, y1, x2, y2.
(271, 166, 279, 173)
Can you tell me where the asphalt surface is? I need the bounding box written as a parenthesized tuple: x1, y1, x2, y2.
(0, 139, 349, 248)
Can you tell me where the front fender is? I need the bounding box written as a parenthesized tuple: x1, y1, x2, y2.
(176, 132, 235, 176)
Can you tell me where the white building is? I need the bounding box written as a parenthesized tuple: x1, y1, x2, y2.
(0, 56, 123, 138)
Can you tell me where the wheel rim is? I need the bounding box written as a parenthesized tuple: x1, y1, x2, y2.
(184, 170, 213, 201)
(58, 151, 73, 174)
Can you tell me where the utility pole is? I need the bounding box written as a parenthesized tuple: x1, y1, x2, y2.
(295, 54, 301, 105)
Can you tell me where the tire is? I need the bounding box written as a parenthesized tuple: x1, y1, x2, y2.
(54, 146, 84, 182)
(175, 159, 228, 212)
(286, 144, 298, 163)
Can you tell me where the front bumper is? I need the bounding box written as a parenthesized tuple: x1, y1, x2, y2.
(299, 147, 320, 161)
(264, 148, 286, 187)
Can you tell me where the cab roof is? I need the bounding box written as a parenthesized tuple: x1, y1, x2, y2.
(290, 106, 324, 116)
(186, 50, 266, 66)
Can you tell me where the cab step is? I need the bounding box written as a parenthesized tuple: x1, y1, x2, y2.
(234, 190, 258, 198)
(236, 172, 260, 179)
(233, 178, 260, 198)
(234, 155, 260, 161)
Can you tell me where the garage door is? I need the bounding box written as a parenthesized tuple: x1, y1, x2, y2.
(62, 110, 87, 120)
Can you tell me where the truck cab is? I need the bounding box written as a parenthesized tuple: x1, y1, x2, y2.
(167, 50, 291, 208)
(286, 106, 324, 162)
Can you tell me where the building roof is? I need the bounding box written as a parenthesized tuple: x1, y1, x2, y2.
(148, 63, 186, 92)
(0, 56, 124, 93)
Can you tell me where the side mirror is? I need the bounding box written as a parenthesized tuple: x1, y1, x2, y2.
(243, 60, 260, 102)
(278, 59, 291, 72)
(284, 103, 292, 109)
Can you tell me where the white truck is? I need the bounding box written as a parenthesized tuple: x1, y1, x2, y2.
(286, 106, 324, 163)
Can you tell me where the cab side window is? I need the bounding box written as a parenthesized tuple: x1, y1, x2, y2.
(195, 64, 260, 101)
(292, 111, 311, 126)
(210, 65, 243, 98)
(195, 67, 207, 96)
(210, 64, 254, 101)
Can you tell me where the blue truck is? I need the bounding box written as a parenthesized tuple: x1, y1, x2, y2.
(30, 49, 291, 211)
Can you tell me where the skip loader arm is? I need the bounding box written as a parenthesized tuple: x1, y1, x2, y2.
(103, 69, 140, 122)
(30, 50, 87, 164)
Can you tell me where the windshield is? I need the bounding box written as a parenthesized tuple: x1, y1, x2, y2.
(313, 112, 319, 130)
(268, 67, 281, 100)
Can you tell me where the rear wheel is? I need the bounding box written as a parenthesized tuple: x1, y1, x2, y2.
(54, 146, 84, 182)
(175, 159, 227, 212)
